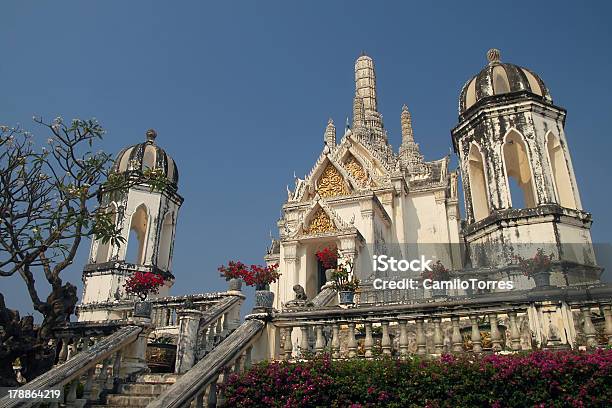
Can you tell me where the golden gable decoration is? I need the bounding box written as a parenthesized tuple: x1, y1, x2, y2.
(305, 207, 336, 234)
(344, 155, 368, 188)
(316, 164, 350, 198)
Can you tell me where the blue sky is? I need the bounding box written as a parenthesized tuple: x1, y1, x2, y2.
(2, 1, 611, 318)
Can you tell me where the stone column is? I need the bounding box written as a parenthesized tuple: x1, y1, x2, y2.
(315, 325, 326, 354)
(470, 316, 482, 353)
(121, 317, 153, 377)
(398, 320, 409, 358)
(284, 326, 294, 360)
(433, 318, 444, 354)
(347, 322, 358, 358)
(489, 313, 502, 351)
(175, 309, 204, 373)
(331, 323, 340, 358)
(381, 321, 392, 356)
(364, 322, 374, 358)
(508, 311, 522, 351)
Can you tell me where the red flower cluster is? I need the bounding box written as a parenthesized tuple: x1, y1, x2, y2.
(218, 261, 281, 290)
(218, 260, 248, 280)
(316, 247, 338, 270)
(124, 271, 166, 300)
(515, 248, 553, 277)
(420, 260, 450, 281)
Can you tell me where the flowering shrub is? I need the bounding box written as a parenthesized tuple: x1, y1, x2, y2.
(421, 260, 450, 281)
(222, 349, 612, 407)
(331, 261, 359, 292)
(218, 260, 248, 280)
(242, 263, 280, 290)
(515, 248, 554, 277)
(124, 271, 165, 300)
(316, 247, 338, 270)
(218, 261, 280, 290)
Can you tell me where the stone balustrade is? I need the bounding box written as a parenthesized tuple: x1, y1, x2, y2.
(0, 324, 149, 408)
(270, 285, 612, 360)
(147, 317, 266, 408)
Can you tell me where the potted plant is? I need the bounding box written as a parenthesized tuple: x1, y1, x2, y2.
(218, 260, 246, 291)
(124, 271, 166, 317)
(240, 263, 281, 309)
(515, 248, 554, 288)
(316, 247, 338, 283)
(420, 261, 450, 297)
(146, 335, 176, 373)
(331, 261, 360, 305)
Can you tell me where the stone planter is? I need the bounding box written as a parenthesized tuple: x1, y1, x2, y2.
(338, 290, 355, 305)
(255, 290, 274, 309)
(532, 271, 551, 288)
(133, 301, 152, 318)
(227, 278, 242, 291)
(325, 269, 335, 283)
(145, 343, 176, 373)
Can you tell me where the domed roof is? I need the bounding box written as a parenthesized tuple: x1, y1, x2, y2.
(111, 129, 179, 186)
(459, 49, 552, 115)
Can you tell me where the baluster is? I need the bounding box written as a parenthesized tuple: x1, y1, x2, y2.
(215, 317, 223, 343)
(244, 346, 252, 370)
(65, 379, 78, 407)
(234, 353, 245, 373)
(109, 350, 122, 388)
(415, 318, 427, 355)
(508, 311, 521, 351)
(195, 390, 204, 408)
(398, 320, 409, 358)
(602, 304, 612, 345)
(470, 316, 482, 353)
(82, 366, 96, 400)
(331, 323, 340, 358)
(433, 318, 444, 354)
(381, 321, 392, 356)
(66, 337, 79, 360)
(581, 306, 598, 348)
(364, 322, 373, 358)
(451, 316, 463, 352)
(347, 322, 358, 358)
(315, 325, 325, 354)
(222, 311, 230, 338)
(97, 358, 111, 391)
(206, 323, 216, 352)
(284, 326, 294, 360)
(489, 313, 502, 351)
(58, 336, 70, 363)
(207, 376, 219, 407)
(299, 325, 310, 356)
(217, 366, 232, 406)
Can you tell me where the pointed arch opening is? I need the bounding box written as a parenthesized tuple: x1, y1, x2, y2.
(503, 130, 536, 208)
(546, 132, 577, 209)
(126, 204, 148, 264)
(95, 202, 118, 263)
(467, 143, 490, 221)
(157, 211, 174, 270)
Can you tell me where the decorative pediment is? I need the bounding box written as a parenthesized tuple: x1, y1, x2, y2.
(304, 207, 336, 234)
(316, 163, 350, 198)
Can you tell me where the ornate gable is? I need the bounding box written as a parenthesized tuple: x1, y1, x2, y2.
(304, 207, 336, 234)
(291, 198, 353, 238)
(316, 163, 350, 198)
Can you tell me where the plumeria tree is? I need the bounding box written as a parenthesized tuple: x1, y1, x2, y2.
(0, 116, 165, 337)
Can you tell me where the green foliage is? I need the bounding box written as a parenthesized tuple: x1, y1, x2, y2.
(222, 349, 612, 407)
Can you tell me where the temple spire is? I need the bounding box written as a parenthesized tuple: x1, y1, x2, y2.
(401, 104, 414, 144)
(324, 118, 336, 147)
(354, 54, 383, 130)
(352, 94, 365, 129)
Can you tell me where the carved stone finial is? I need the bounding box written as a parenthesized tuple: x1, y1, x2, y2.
(146, 129, 157, 143)
(325, 118, 336, 147)
(487, 49, 501, 64)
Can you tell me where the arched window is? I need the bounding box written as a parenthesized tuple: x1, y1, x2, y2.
(468, 143, 490, 221)
(95, 202, 118, 263)
(546, 133, 577, 209)
(157, 212, 174, 270)
(503, 130, 536, 208)
(126, 204, 148, 264)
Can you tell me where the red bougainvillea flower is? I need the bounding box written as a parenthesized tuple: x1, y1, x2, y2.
(218, 261, 281, 290)
(218, 260, 248, 280)
(124, 271, 166, 300)
(316, 247, 338, 270)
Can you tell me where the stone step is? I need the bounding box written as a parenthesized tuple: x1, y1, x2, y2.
(105, 394, 156, 407)
(118, 382, 171, 395)
(136, 373, 181, 384)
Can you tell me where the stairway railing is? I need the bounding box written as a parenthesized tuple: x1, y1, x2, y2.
(147, 317, 265, 408)
(0, 325, 145, 408)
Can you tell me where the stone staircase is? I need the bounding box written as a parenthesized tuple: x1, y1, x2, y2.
(92, 373, 180, 407)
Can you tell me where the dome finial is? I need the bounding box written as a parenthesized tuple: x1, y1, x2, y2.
(146, 129, 157, 143)
(487, 48, 501, 64)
